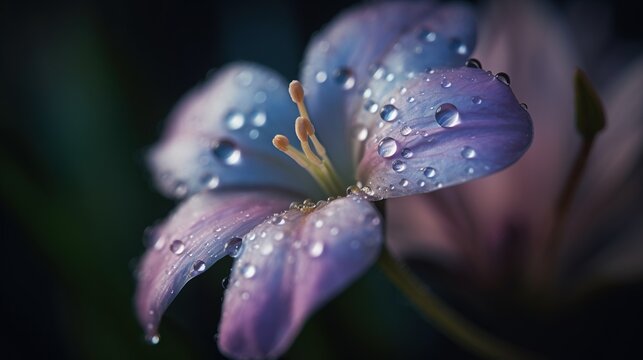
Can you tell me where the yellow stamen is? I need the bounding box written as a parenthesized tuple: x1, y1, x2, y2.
(295, 117, 322, 165)
(272, 79, 346, 196)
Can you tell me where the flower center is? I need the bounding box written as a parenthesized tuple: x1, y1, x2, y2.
(272, 80, 345, 196)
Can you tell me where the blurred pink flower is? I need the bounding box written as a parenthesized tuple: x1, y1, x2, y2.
(388, 0, 643, 302)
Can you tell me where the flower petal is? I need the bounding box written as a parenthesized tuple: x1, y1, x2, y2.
(148, 63, 323, 200)
(135, 190, 296, 341)
(357, 67, 533, 199)
(218, 196, 382, 359)
(300, 1, 436, 180)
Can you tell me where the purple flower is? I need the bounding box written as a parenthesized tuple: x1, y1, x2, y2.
(135, 1, 532, 358)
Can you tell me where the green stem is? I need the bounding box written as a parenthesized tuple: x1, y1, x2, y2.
(377, 248, 537, 360)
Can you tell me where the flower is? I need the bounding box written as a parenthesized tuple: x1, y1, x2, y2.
(388, 0, 643, 309)
(135, 1, 533, 358)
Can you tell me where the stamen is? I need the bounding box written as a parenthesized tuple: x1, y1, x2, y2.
(288, 81, 310, 119)
(273, 79, 346, 196)
(295, 117, 322, 165)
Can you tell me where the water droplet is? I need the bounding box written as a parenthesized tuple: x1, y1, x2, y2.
(392, 160, 407, 172)
(274, 231, 284, 241)
(241, 291, 250, 300)
(146, 334, 160, 345)
(378, 137, 398, 158)
(435, 103, 461, 127)
(471, 96, 482, 105)
(362, 88, 372, 98)
(467, 167, 475, 174)
(399, 87, 408, 95)
(364, 100, 378, 113)
(315, 71, 327, 83)
(401, 148, 413, 158)
(407, 96, 415, 103)
(520, 103, 528, 110)
(309, 241, 324, 257)
(440, 78, 452, 88)
(225, 111, 245, 130)
(353, 126, 369, 142)
(385, 73, 395, 82)
(461, 146, 477, 159)
(423, 167, 437, 178)
(465, 58, 482, 69)
(417, 180, 426, 187)
(212, 139, 241, 165)
(419, 28, 437, 42)
(380, 104, 399, 122)
(251, 111, 267, 126)
(221, 276, 229, 289)
(260, 243, 273, 255)
(173, 182, 187, 198)
(399, 178, 409, 187)
(201, 174, 220, 189)
(450, 38, 468, 55)
(240, 263, 256, 279)
(372, 66, 386, 80)
(400, 126, 412, 136)
(334, 67, 356, 90)
(192, 260, 206, 273)
(170, 240, 185, 255)
(224, 237, 243, 258)
(271, 215, 286, 225)
(495, 72, 511, 85)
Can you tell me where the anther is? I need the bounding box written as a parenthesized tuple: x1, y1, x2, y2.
(272, 135, 290, 152)
(289, 81, 310, 119)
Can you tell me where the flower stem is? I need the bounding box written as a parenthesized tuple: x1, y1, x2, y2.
(377, 248, 538, 360)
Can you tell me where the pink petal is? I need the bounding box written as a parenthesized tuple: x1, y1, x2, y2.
(218, 196, 382, 359)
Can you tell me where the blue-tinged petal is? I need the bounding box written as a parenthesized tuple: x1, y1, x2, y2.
(135, 190, 296, 341)
(356, 67, 532, 199)
(218, 196, 382, 359)
(148, 63, 323, 200)
(300, 1, 436, 181)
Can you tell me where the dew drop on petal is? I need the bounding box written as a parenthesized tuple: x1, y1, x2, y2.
(378, 137, 398, 158)
(399, 178, 409, 187)
(225, 111, 245, 130)
(417, 180, 426, 187)
(401, 148, 413, 158)
(201, 174, 220, 189)
(362, 88, 372, 98)
(440, 78, 452, 88)
(364, 100, 378, 113)
(173, 182, 187, 198)
(212, 139, 241, 165)
(146, 334, 160, 345)
(251, 110, 267, 126)
(224, 237, 243, 258)
(169, 240, 185, 255)
(465, 58, 482, 69)
(435, 103, 461, 128)
(400, 126, 412, 136)
(392, 160, 406, 172)
(309, 241, 324, 258)
(260, 243, 273, 255)
(407, 96, 415, 103)
(419, 28, 437, 42)
(471, 96, 482, 105)
(240, 263, 257, 279)
(380, 104, 399, 122)
(521, 103, 529, 110)
(192, 260, 206, 273)
(315, 71, 327, 83)
(423, 167, 437, 178)
(450, 38, 468, 55)
(334, 67, 356, 90)
(461, 146, 477, 159)
(353, 125, 369, 142)
(495, 72, 511, 85)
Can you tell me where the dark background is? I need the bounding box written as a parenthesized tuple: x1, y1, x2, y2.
(1, 0, 641, 359)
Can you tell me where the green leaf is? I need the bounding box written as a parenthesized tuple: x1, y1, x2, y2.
(574, 68, 606, 139)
